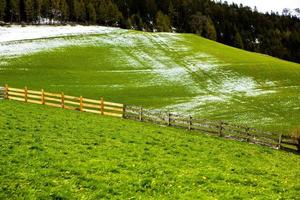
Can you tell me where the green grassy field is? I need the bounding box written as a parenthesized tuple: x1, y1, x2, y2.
(1, 26, 300, 134)
(0, 100, 300, 199)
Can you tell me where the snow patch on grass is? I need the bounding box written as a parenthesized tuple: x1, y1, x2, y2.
(0, 27, 182, 59)
(50, 84, 124, 88)
(184, 54, 226, 72)
(210, 77, 277, 97)
(0, 38, 71, 57)
(0, 25, 127, 57)
(164, 75, 277, 114)
(93, 32, 181, 48)
(162, 94, 228, 114)
(0, 67, 29, 71)
(0, 61, 8, 66)
(0, 25, 120, 43)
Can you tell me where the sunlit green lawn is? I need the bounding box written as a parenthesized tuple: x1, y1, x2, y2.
(0, 100, 299, 199)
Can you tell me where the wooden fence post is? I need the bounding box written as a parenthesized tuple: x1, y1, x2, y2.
(278, 134, 282, 149)
(24, 86, 28, 102)
(61, 92, 64, 108)
(245, 127, 250, 142)
(100, 97, 104, 115)
(219, 122, 224, 137)
(122, 104, 126, 118)
(4, 84, 8, 99)
(80, 96, 83, 111)
(188, 116, 192, 131)
(167, 113, 171, 126)
(41, 89, 45, 105)
(139, 107, 143, 121)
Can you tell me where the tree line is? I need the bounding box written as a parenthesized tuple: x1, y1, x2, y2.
(0, 0, 300, 63)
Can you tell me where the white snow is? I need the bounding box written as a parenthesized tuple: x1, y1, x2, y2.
(0, 61, 8, 66)
(184, 54, 225, 72)
(0, 25, 120, 43)
(0, 25, 126, 57)
(50, 84, 124, 88)
(162, 94, 229, 114)
(216, 77, 276, 96)
(0, 38, 70, 57)
(0, 67, 28, 71)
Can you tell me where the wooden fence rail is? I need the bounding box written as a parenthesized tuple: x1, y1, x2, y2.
(0, 87, 4, 100)
(124, 105, 300, 153)
(4, 84, 124, 118)
(3, 84, 299, 154)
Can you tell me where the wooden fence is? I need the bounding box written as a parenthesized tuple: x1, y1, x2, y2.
(4, 84, 124, 118)
(0, 87, 4, 100)
(125, 105, 299, 153)
(3, 84, 299, 154)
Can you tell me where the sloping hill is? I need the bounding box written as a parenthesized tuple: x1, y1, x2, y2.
(0, 100, 299, 199)
(1, 25, 300, 133)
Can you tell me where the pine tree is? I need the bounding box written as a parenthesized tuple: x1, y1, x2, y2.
(74, 0, 85, 22)
(0, 0, 6, 21)
(233, 32, 244, 49)
(25, 0, 34, 22)
(33, 0, 43, 22)
(87, 2, 96, 24)
(145, 0, 157, 19)
(156, 11, 171, 32)
(73, 0, 80, 22)
(49, 0, 60, 22)
(189, 12, 205, 35)
(60, 0, 69, 22)
(129, 14, 143, 30)
(10, 0, 21, 22)
(168, 1, 175, 24)
(40, 0, 51, 22)
(98, 0, 123, 26)
(203, 17, 217, 41)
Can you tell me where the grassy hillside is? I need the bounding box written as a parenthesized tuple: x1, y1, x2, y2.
(0, 100, 299, 199)
(1, 26, 300, 133)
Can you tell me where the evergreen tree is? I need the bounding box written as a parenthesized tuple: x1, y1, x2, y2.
(10, 0, 21, 22)
(129, 14, 143, 30)
(203, 16, 217, 41)
(156, 10, 171, 32)
(168, 0, 175, 24)
(98, 0, 123, 26)
(49, 0, 61, 22)
(145, 0, 157, 20)
(33, 0, 43, 22)
(189, 12, 205, 35)
(74, 0, 85, 22)
(60, 0, 69, 22)
(0, 0, 6, 21)
(25, 0, 34, 22)
(233, 32, 244, 49)
(40, 0, 51, 22)
(87, 2, 96, 24)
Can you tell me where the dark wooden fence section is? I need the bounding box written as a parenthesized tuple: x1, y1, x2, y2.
(125, 105, 299, 153)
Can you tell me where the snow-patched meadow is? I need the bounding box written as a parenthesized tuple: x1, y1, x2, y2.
(0, 25, 119, 43)
(0, 25, 124, 57)
(1, 25, 299, 132)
